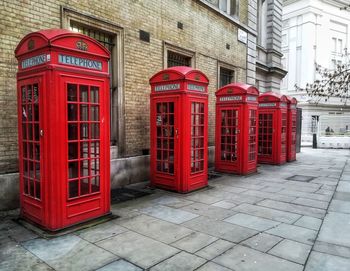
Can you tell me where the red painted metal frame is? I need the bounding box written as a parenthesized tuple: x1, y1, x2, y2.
(286, 96, 297, 162)
(149, 66, 209, 193)
(215, 83, 259, 175)
(258, 91, 288, 165)
(15, 29, 110, 231)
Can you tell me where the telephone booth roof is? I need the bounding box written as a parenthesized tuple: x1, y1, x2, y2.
(15, 29, 110, 58)
(215, 83, 259, 96)
(286, 96, 298, 105)
(258, 91, 287, 103)
(149, 66, 209, 85)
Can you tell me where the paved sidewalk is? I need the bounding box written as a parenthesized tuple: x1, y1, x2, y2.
(1, 148, 350, 271)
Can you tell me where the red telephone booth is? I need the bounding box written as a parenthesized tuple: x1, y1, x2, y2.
(215, 83, 259, 175)
(15, 29, 110, 231)
(149, 67, 209, 193)
(286, 96, 297, 162)
(258, 92, 288, 165)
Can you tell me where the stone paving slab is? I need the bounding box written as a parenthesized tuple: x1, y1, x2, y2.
(313, 241, 350, 259)
(328, 199, 350, 213)
(140, 205, 199, 224)
(293, 216, 322, 231)
(305, 251, 350, 271)
(96, 259, 142, 271)
(336, 181, 350, 192)
(213, 245, 303, 271)
(277, 189, 332, 202)
(76, 221, 127, 243)
(181, 202, 236, 220)
(151, 195, 194, 208)
(116, 214, 193, 244)
(196, 261, 232, 271)
(211, 200, 237, 209)
(268, 239, 312, 265)
(150, 251, 206, 271)
(96, 231, 179, 269)
(241, 233, 282, 252)
(265, 223, 317, 245)
(317, 212, 350, 248)
(183, 216, 258, 243)
(0, 239, 53, 271)
(184, 193, 222, 204)
(258, 199, 326, 219)
(232, 203, 301, 224)
(291, 197, 329, 209)
(224, 213, 280, 231)
(171, 232, 218, 253)
(23, 235, 117, 271)
(333, 191, 350, 201)
(195, 239, 235, 260)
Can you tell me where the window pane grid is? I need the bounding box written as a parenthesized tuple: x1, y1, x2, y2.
(21, 84, 41, 200)
(156, 102, 175, 174)
(167, 51, 191, 67)
(67, 83, 100, 199)
(248, 110, 257, 161)
(281, 113, 287, 154)
(220, 109, 238, 162)
(258, 113, 273, 156)
(191, 102, 205, 173)
(219, 67, 234, 88)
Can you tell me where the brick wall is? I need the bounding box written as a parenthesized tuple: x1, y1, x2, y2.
(0, 0, 248, 173)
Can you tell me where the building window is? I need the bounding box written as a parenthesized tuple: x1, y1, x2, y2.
(167, 51, 191, 67)
(257, 0, 267, 47)
(219, 67, 235, 88)
(164, 43, 195, 68)
(205, 0, 239, 17)
(62, 7, 125, 156)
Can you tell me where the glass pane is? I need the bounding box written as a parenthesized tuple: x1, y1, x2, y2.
(28, 124, 33, 140)
(68, 142, 78, 160)
(35, 162, 40, 180)
(69, 180, 79, 198)
(22, 143, 27, 158)
(80, 104, 89, 121)
(80, 178, 90, 195)
(22, 123, 27, 140)
(90, 141, 100, 157)
(80, 123, 89, 139)
(24, 178, 28, 194)
(68, 84, 77, 101)
(90, 106, 99, 121)
(68, 162, 79, 179)
(68, 124, 78, 140)
(29, 180, 35, 196)
(34, 104, 39, 121)
(35, 181, 41, 199)
(29, 143, 34, 159)
(80, 85, 88, 102)
(34, 124, 40, 141)
(91, 123, 100, 139)
(68, 104, 78, 121)
(90, 86, 99, 103)
(80, 159, 89, 177)
(33, 84, 39, 103)
(91, 159, 100, 175)
(34, 144, 40, 161)
(81, 142, 89, 158)
(91, 176, 100, 192)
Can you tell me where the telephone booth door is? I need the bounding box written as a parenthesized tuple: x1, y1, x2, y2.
(286, 96, 297, 162)
(15, 29, 110, 231)
(218, 106, 241, 172)
(258, 112, 274, 163)
(258, 92, 287, 165)
(152, 98, 178, 188)
(150, 66, 209, 193)
(215, 83, 259, 175)
(18, 78, 43, 206)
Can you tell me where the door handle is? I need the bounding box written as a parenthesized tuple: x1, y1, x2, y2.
(40, 129, 44, 137)
(175, 128, 178, 138)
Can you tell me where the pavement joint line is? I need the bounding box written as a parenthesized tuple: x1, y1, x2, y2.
(302, 151, 350, 271)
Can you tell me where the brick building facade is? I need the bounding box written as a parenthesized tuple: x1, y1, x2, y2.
(0, 0, 285, 210)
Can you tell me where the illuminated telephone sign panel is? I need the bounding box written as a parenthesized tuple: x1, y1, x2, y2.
(258, 92, 288, 165)
(149, 66, 209, 193)
(15, 29, 110, 231)
(215, 83, 259, 175)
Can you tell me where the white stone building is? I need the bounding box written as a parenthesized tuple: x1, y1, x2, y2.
(281, 0, 350, 148)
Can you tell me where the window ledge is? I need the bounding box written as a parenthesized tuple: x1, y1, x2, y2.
(196, 0, 257, 37)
